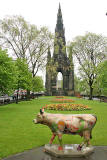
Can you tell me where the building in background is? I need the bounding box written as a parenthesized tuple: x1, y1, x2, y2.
(45, 3, 74, 96)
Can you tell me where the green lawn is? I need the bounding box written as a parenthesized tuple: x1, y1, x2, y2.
(0, 96, 107, 158)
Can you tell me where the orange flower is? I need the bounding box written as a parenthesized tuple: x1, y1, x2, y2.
(43, 103, 91, 111)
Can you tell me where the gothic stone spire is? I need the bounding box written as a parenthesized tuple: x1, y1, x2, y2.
(55, 3, 65, 44)
(54, 3, 66, 58)
(45, 3, 74, 96)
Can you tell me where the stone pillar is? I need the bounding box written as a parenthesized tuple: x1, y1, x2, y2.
(45, 71, 52, 96)
(63, 74, 69, 95)
(51, 74, 57, 96)
(68, 69, 74, 96)
(69, 70, 74, 90)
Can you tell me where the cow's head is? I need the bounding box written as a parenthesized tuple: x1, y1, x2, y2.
(33, 108, 45, 124)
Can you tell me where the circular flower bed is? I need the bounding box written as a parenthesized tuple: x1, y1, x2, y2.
(43, 103, 91, 111)
(52, 99, 75, 103)
(56, 96, 65, 98)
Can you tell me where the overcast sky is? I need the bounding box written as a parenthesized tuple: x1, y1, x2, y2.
(0, 0, 107, 81)
(1, 0, 107, 41)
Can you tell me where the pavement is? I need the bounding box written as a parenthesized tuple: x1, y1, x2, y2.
(2, 146, 107, 160)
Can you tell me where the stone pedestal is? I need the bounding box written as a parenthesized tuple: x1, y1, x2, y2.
(44, 144, 94, 158)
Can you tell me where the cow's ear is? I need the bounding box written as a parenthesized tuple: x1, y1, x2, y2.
(40, 108, 44, 115)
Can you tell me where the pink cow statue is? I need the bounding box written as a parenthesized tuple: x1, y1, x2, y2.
(33, 109, 97, 151)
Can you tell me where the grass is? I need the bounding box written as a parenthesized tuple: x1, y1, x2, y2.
(0, 96, 107, 158)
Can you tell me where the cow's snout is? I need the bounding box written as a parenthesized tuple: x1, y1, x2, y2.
(33, 119, 37, 124)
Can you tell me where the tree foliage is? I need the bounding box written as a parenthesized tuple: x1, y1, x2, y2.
(32, 76, 44, 92)
(15, 58, 32, 91)
(0, 48, 16, 95)
(74, 75, 89, 95)
(70, 32, 107, 99)
(0, 15, 53, 77)
(95, 60, 107, 96)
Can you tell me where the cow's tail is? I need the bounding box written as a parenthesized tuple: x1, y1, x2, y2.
(90, 114, 97, 139)
(92, 114, 97, 124)
(90, 131, 92, 139)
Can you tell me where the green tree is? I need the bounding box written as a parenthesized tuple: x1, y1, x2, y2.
(70, 32, 107, 100)
(15, 58, 32, 103)
(32, 76, 44, 92)
(0, 16, 53, 77)
(74, 75, 89, 95)
(95, 60, 107, 96)
(0, 48, 16, 95)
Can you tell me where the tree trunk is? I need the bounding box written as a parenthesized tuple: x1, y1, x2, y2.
(26, 90, 30, 100)
(16, 90, 19, 104)
(89, 86, 93, 100)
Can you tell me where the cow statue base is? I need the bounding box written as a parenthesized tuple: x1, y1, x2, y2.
(44, 144, 94, 158)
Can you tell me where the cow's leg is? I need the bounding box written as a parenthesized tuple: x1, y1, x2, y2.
(49, 133, 56, 145)
(44, 133, 56, 152)
(77, 130, 91, 151)
(77, 142, 84, 151)
(83, 130, 91, 147)
(58, 133, 63, 150)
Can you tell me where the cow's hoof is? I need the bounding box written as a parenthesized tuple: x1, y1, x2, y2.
(77, 145, 82, 151)
(58, 146, 63, 151)
(43, 148, 46, 152)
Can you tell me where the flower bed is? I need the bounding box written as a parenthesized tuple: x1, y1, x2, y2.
(52, 99, 75, 103)
(56, 96, 65, 98)
(43, 103, 91, 111)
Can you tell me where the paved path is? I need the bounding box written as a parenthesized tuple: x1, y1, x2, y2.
(3, 146, 107, 160)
